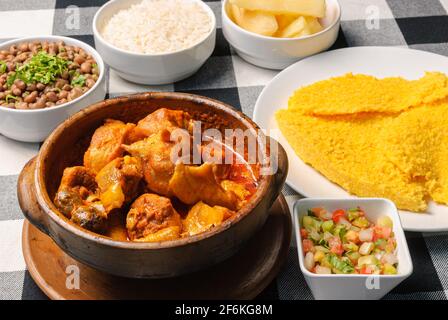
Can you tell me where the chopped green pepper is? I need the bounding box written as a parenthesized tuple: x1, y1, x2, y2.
(327, 254, 355, 274)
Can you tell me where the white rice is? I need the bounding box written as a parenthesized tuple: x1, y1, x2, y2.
(101, 0, 213, 54)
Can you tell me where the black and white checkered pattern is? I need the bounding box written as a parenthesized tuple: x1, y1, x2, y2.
(1, 0, 448, 300)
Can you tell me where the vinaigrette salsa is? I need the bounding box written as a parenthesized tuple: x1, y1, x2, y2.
(300, 207, 398, 275)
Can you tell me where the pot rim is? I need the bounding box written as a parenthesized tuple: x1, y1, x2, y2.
(34, 92, 274, 250)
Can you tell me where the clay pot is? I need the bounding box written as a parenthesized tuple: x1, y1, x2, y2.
(18, 92, 288, 278)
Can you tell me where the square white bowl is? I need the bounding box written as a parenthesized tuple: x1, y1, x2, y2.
(293, 198, 413, 300)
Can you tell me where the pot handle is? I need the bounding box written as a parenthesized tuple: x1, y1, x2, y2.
(17, 157, 49, 235)
(267, 137, 289, 207)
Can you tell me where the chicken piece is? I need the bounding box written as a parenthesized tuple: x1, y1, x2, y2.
(133, 226, 181, 242)
(95, 156, 143, 212)
(169, 162, 240, 210)
(221, 163, 258, 202)
(126, 193, 182, 241)
(71, 203, 108, 233)
(84, 119, 137, 174)
(123, 131, 175, 196)
(54, 166, 107, 233)
(183, 201, 234, 236)
(135, 108, 193, 137)
(221, 180, 251, 202)
(54, 166, 99, 218)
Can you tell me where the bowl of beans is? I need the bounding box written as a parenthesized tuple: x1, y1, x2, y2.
(0, 35, 106, 142)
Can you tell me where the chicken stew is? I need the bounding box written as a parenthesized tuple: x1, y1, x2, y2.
(53, 108, 259, 242)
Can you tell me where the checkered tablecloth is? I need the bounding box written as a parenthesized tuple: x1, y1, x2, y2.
(1, 0, 448, 300)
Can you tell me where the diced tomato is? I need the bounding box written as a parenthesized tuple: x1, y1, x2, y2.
(360, 266, 373, 274)
(332, 209, 346, 223)
(311, 266, 317, 273)
(373, 226, 392, 241)
(328, 237, 343, 256)
(302, 239, 315, 253)
(300, 228, 308, 238)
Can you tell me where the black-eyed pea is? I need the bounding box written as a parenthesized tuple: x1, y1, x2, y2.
(14, 79, 26, 90)
(15, 102, 28, 110)
(56, 98, 67, 105)
(61, 70, 69, 80)
(9, 45, 18, 55)
(74, 54, 85, 65)
(24, 91, 38, 103)
(6, 62, 15, 72)
(48, 43, 58, 55)
(55, 79, 68, 89)
(62, 84, 72, 91)
(14, 52, 28, 63)
(86, 78, 95, 88)
(68, 62, 79, 70)
(18, 43, 29, 52)
(80, 62, 92, 74)
(58, 52, 68, 59)
(68, 87, 83, 101)
(42, 41, 49, 52)
(58, 90, 69, 99)
(46, 91, 58, 102)
(26, 83, 37, 91)
(32, 97, 47, 109)
(11, 86, 22, 96)
(36, 83, 45, 91)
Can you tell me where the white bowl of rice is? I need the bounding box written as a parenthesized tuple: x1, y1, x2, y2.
(93, 0, 216, 85)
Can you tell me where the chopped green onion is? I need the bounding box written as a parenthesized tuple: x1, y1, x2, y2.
(71, 74, 86, 87)
(6, 51, 69, 87)
(5, 94, 18, 103)
(0, 60, 6, 74)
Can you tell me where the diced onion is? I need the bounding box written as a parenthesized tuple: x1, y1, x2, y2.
(315, 265, 332, 274)
(382, 253, 398, 265)
(304, 252, 315, 271)
(359, 228, 373, 242)
(338, 217, 352, 227)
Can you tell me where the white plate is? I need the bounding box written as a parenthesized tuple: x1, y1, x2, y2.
(254, 46, 448, 232)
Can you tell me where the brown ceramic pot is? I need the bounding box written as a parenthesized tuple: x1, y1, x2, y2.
(17, 92, 288, 279)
